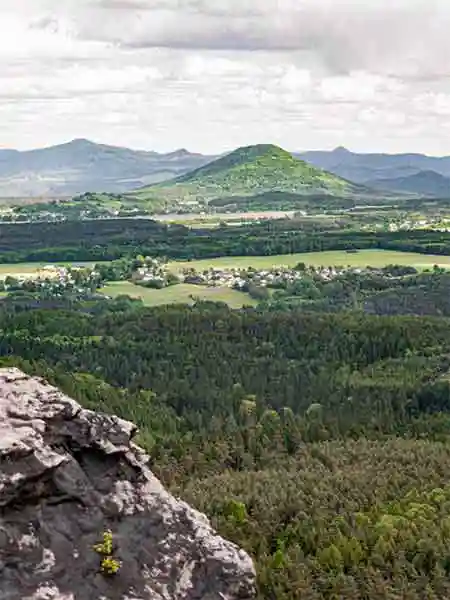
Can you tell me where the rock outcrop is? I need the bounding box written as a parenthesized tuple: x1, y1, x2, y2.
(0, 368, 256, 600)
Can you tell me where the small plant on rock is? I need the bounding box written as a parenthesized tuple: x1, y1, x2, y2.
(93, 529, 121, 576)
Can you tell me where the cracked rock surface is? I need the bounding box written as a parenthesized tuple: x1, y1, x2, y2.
(0, 368, 256, 600)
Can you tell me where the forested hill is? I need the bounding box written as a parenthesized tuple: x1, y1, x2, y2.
(132, 144, 372, 211)
(2, 300, 450, 597)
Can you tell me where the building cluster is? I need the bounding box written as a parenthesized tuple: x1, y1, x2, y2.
(133, 258, 173, 287)
(0, 265, 99, 295)
(360, 217, 449, 233)
(179, 265, 363, 289)
(128, 258, 362, 290)
(387, 219, 428, 232)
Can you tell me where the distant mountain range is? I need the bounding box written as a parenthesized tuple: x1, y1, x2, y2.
(131, 144, 371, 212)
(364, 170, 450, 197)
(0, 139, 214, 197)
(0, 138, 450, 198)
(296, 147, 450, 196)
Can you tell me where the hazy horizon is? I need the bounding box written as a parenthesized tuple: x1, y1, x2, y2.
(3, 137, 450, 159)
(1, 1, 449, 155)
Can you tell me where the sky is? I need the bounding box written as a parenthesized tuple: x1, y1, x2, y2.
(0, 0, 449, 155)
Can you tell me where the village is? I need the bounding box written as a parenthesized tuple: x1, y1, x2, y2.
(0, 255, 415, 302)
(132, 258, 370, 291)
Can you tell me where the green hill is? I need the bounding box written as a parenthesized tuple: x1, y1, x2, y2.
(131, 144, 369, 211)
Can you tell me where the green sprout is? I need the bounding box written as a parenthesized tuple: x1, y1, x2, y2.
(93, 529, 121, 576)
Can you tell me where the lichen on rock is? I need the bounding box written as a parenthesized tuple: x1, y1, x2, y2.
(0, 368, 256, 600)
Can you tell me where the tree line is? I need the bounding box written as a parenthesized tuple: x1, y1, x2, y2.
(1, 217, 450, 263)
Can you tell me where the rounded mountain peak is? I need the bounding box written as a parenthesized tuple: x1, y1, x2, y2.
(333, 146, 351, 154)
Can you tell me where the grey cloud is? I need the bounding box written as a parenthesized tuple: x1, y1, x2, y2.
(64, 0, 447, 78)
(22, 0, 448, 79)
(2, 0, 450, 155)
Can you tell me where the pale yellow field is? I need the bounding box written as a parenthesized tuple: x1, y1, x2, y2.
(0, 262, 97, 279)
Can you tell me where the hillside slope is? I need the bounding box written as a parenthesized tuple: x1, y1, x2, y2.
(132, 144, 370, 210)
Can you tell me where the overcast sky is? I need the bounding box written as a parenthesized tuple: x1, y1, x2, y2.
(0, 0, 449, 155)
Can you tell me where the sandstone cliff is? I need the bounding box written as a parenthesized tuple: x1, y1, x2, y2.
(0, 368, 256, 600)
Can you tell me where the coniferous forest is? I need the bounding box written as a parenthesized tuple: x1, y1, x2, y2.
(2, 217, 450, 263)
(3, 295, 450, 598)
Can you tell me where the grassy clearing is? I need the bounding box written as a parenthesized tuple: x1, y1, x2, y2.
(99, 282, 257, 309)
(168, 249, 450, 273)
(0, 264, 44, 278)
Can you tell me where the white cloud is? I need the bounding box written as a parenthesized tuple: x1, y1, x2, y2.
(0, 0, 449, 155)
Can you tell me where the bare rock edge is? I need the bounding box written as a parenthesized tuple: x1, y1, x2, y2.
(0, 368, 256, 600)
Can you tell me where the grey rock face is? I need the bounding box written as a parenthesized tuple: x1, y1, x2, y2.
(0, 368, 256, 600)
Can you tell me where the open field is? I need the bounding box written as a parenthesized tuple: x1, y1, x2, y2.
(0, 196, 71, 207)
(168, 249, 450, 273)
(99, 282, 257, 308)
(0, 263, 44, 278)
(0, 261, 100, 279)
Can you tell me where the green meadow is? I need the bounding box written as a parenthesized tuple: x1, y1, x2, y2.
(99, 282, 256, 308)
(167, 249, 450, 274)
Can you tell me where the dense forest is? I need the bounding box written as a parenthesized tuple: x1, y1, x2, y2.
(267, 268, 450, 316)
(2, 217, 450, 262)
(2, 297, 450, 598)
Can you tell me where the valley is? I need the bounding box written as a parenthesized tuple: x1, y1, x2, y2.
(6, 2, 450, 596)
(5, 296, 450, 598)
(3, 140, 450, 600)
